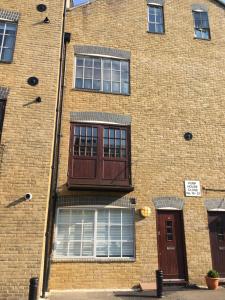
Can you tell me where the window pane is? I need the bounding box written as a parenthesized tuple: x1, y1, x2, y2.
(82, 242, 94, 256)
(112, 82, 120, 93)
(156, 24, 164, 33)
(77, 58, 84, 66)
(103, 59, 111, 69)
(55, 241, 68, 256)
(122, 226, 133, 240)
(103, 81, 111, 92)
(75, 78, 83, 89)
(109, 241, 121, 257)
(70, 224, 82, 240)
(5, 23, 17, 33)
(93, 68, 101, 79)
(112, 70, 120, 81)
(98, 210, 109, 223)
(149, 14, 156, 22)
(110, 225, 121, 240)
(96, 242, 108, 256)
(121, 83, 129, 94)
(57, 224, 70, 240)
(122, 242, 134, 257)
(76, 66, 83, 78)
(149, 23, 156, 33)
(93, 80, 100, 90)
(110, 210, 121, 224)
(84, 68, 92, 78)
(112, 60, 120, 70)
(109, 128, 114, 138)
(94, 58, 101, 68)
(68, 242, 81, 256)
(85, 58, 93, 67)
(4, 35, 14, 48)
(103, 69, 111, 81)
(104, 128, 109, 138)
(121, 61, 129, 72)
(58, 210, 70, 223)
(84, 79, 92, 89)
(123, 210, 133, 224)
(2, 48, 12, 61)
(97, 224, 108, 240)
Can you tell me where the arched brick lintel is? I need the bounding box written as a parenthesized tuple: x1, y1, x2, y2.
(153, 197, 184, 210)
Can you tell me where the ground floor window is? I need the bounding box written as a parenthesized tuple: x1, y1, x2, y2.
(54, 208, 134, 259)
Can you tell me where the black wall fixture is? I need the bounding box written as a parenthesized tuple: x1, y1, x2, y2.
(27, 77, 39, 86)
(184, 132, 193, 141)
(43, 17, 50, 24)
(35, 97, 42, 103)
(37, 4, 47, 12)
(64, 32, 71, 44)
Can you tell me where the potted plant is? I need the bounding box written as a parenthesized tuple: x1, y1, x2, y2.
(205, 269, 220, 290)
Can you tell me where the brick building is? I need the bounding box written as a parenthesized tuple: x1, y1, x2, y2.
(1, 0, 225, 299)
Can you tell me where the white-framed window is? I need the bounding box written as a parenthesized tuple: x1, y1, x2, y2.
(148, 5, 164, 34)
(71, 0, 90, 7)
(54, 208, 135, 259)
(75, 55, 130, 95)
(192, 11, 210, 40)
(0, 21, 17, 62)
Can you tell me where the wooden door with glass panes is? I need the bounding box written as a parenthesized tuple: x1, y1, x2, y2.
(157, 210, 187, 280)
(208, 212, 225, 277)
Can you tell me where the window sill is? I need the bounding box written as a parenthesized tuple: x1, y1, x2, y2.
(193, 37, 211, 41)
(72, 88, 130, 96)
(52, 257, 135, 263)
(0, 60, 13, 64)
(146, 31, 165, 35)
(67, 183, 134, 192)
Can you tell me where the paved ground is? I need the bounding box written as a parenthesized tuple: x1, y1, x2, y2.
(48, 286, 225, 300)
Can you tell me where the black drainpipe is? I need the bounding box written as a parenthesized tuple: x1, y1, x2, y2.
(41, 0, 70, 297)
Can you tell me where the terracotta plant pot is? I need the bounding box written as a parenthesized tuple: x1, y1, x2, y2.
(205, 276, 219, 290)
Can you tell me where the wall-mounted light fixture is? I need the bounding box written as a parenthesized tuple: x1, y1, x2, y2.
(184, 132, 193, 141)
(43, 17, 50, 24)
(140, 206, 151, 218)
(24, 193, 32, 201)
(37, 4, 47, 12)
(27, 77, 39, 86)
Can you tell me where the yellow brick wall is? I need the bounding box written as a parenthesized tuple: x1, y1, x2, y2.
(49, 0, 225, 290)
(0, 1, 64, 299)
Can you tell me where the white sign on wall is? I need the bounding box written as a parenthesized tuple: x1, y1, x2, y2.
(184, 180, 201, 197)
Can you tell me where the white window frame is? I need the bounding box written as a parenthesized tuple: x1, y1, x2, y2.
(192, 10, 210, 40)
(74, 55, 130, 95)
(147, 4, 164, 34)
(54, 207, 135, 260)
(0, 21, 17, 62)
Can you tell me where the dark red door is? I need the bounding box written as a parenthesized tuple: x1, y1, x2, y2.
(208, 212, 225, 277)
(157, 210, 187, 279)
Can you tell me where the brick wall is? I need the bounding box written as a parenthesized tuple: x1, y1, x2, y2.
(0, 1, 64, 299)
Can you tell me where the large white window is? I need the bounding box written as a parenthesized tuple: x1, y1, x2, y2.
(54, 208, 134, 259)
(0, 21, 17, 62)
(75, 56, 130, 95)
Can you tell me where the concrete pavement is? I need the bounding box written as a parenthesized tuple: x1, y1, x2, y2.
(48, 286, 225, 300)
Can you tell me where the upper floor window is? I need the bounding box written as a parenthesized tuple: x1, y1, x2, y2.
(148, 5, 164, 34)
(0, 22, 17, 62)
(192, 11, 210, 40)
(71, 0, 90, 7)
(75, 56, 130, 95)
(68, 122, 132, 191)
